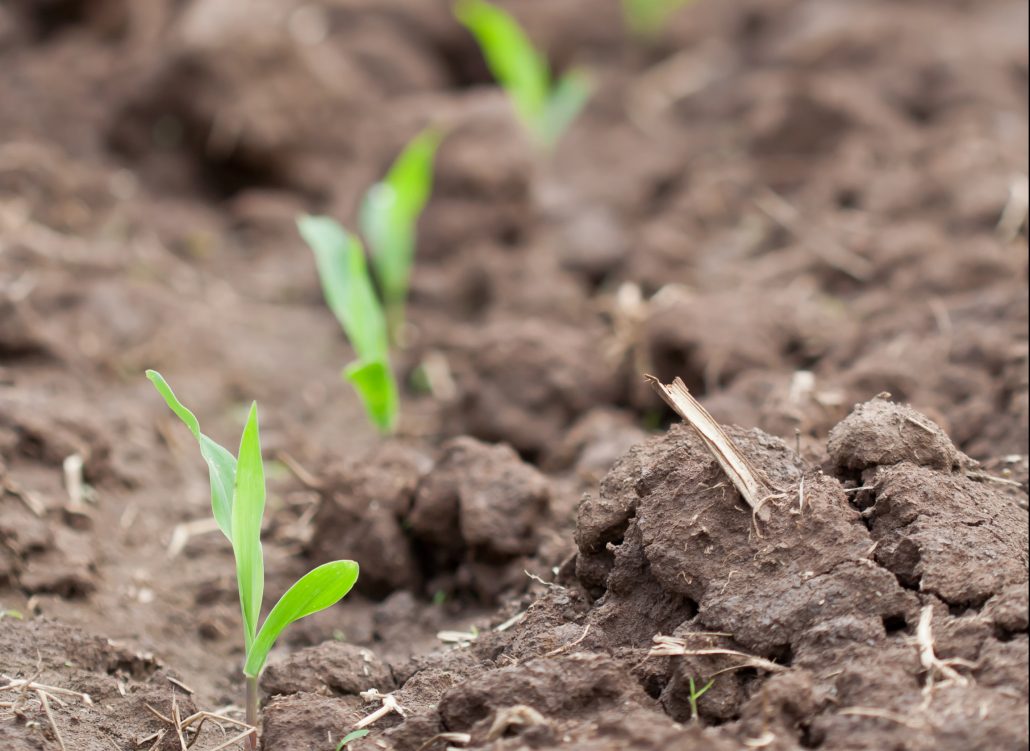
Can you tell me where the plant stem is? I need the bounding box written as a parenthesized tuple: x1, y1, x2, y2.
(246, 675, 259, 749)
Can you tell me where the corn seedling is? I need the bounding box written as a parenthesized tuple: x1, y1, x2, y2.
(455, 0, 591, 149)
(622, 0, 695, 37)
(299, 215, 399, 433)
(360, 129, 441, 342)
(146, 370, 359, 740)
(297, 130, 440, 433)
(336, 729, 370, 749)
(687, 676, 715, 722)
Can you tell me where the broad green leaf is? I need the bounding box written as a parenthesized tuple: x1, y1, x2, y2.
(244, 560, 359, 677)
(360, 129, 442, 338)
(298, 216, 389, 363)
(232, 403, 265, 652)
(344, 358, 398, 434)
(336, 729, 370, 750)
(146, 370, 236, 540)
(539, 69, 593, 148)
(455, 0, 549, 130)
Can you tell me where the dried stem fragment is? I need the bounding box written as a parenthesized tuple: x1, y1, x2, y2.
(917, 606, 972, 696)
(646, 376, 782, 522)
(354, 689, 406, 729)
(648, 635, 787, 675)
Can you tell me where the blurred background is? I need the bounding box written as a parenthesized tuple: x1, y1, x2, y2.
(0, 0, 1027, 746)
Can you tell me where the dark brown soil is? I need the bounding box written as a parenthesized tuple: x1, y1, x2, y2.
(1, 1, 1027, 750)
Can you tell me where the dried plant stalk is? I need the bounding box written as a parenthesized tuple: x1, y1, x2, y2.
(649, 635, 786, 674)
(646, 375, 780, 522)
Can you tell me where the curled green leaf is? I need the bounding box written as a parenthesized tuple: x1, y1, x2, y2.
(344, 358, 398, 434)
(245, 560, 360, 677)
(146, 370, 236, 540)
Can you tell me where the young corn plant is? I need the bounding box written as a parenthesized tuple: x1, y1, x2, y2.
(299, 129, 440, 434)
(299, 216, 399, 434)
(455, 0, 591, 149)
(622, 0, 695, 37)
(146, 370, 359, 740)
(687, 676, 715, 722)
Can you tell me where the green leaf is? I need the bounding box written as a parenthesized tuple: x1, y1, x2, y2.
(146, 370, 237, 540)
(539, 69, 593, 148)
(244, 560, 359, 677)
(694, 677, 715, 699)
(360, 129, 442, 337)
(622, 0, 695, 36)
(344, 358, 398, 434)
(455, 0, 550, 130)
(298, 216, 389, 363)
(335, 729, 370, 749)
(299, 215, 401, 433)
(232, 403, 265, 653)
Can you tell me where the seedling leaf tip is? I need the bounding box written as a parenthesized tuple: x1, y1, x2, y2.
(456, 0, 591, 149)
(360, 128, 442, 341)
(146, 369, 236, 540)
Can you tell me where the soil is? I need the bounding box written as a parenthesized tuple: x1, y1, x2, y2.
(0, 1, 1027, 750)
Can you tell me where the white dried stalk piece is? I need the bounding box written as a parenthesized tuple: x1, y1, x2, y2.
(648, 635, 787, 675)
(839, 706, 922, 729)
(437, 630, 477, 646)
(646, 376, 780, 522)
(917, 605, 972, 694)
(63, 454, 85, 510)
(354, 689, 406, 729)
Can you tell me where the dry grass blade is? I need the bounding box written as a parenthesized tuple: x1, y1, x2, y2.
(839, 706, 923, 729)
(143, 728, 167, 750)
(0, 676, 93, 705)
(543, 625, 590, 657)
(754, 187, 874, 281)
(917, 605, 972, 695)
(36, 689, 67, 751)
(207, 729, 257, 751)
(646, 376, 781, 522)
(1, 476, 46, 516)
(172, 696, 188, 751)
(649, 635, 787, 675)
(415, 732, 472, 751)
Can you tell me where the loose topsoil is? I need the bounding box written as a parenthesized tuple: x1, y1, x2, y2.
(1, 1, 1027, 750)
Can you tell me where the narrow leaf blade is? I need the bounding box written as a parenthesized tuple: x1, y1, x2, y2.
(539, 69, 592, 148)
(298, 216, 389, 362)
(146, 370, 236, 539)
(245, 560, 359, 677)
(344, 358, 399, 434)
(361, 129, 442, 319)
(455, 0, 550, 129)
(232, 402, 265, 652)
(336, 729, 370, 750)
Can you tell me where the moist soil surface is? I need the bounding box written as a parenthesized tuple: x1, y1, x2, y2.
(1, 1, 1028, 750)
